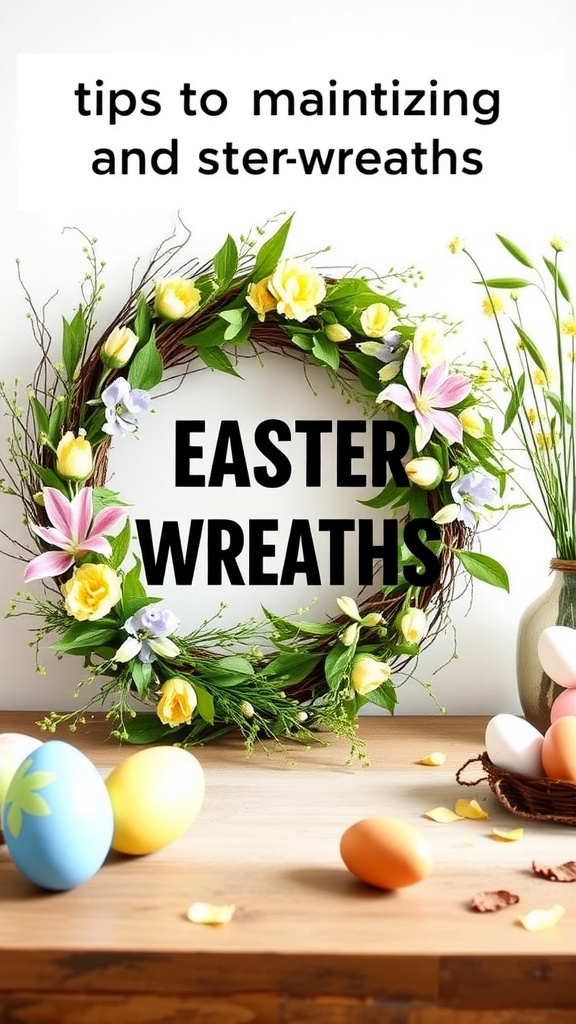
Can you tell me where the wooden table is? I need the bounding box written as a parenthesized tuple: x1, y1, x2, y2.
(1, 712, 576, 1023)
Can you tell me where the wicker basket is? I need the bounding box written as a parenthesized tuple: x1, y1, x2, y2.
(456, 752, 576, 826)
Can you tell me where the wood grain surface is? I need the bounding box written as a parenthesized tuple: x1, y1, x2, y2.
(1, 712, 575, 1023)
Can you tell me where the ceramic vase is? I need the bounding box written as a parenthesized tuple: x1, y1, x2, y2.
(516, 559, 576, 733)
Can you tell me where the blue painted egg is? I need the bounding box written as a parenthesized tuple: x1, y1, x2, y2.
(2, 740, 114, 891)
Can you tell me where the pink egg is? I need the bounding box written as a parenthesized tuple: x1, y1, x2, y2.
(550, 688, 576, 722)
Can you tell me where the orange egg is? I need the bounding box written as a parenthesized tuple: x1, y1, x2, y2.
(340, 817, 433, 889)
(542, 716, 576, 782)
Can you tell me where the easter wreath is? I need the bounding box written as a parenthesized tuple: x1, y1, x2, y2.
(2, 216, 508, 754)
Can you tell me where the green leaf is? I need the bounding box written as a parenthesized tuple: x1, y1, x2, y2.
(194, 684, 215, 725)
(213, 234, 239, 287)
(290, 333, 315, 352)
(342, 351, 382, 394)
(502, 371, 525, 432)
(311, 334, 340, 370)
(62, 307, 86, 382)
(367, 682, 397, 714)
(513, 322, 548, 373)
(134, 292, 152, 345)
(122, 714, 177, 744)
(324, 278, 402, 311)
(108, 517, 132, 569)
(543, 256, 571, 302)
(360, 478, 409, 510)
(29, 396, 50, 437)
(213, 655, 254, 676)
(52, 620, 119, 652)
(451, 549, 510, 591)
(260, 652, 322, 687)
(121, 556, 148, 608)
(481, 278, 532, 289)
(127, 337, 163, 390)
(92, 487, 131, 514)
(251, 215, 293, 281)
(324, 641, 353, 690)
(198, 346, 242, 377)
(262, 606, 340, 638)
(543, 388, 573, 424)
(131, 659, 153, 697)
(219, 308, 249, 341)
(121, 595, 162, 618)
(495, 234, 535, 269)
(32, 464, 68, 496)
(180, 320, 227, 348)
(47, 400, 66, 447)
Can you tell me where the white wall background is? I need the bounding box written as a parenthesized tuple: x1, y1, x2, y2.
(1, 0, 575, 716)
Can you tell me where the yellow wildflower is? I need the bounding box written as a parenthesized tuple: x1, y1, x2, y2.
(561, 318, 576, 336)
(447, 236, 464, 254)
(550, 236, 567, 252)
(527, 407, 537, 424)
(536, 432, 556, 450)
(532, 367, 553, 386)
(476, 362, 493, 384)
(482, 294, 506, 317)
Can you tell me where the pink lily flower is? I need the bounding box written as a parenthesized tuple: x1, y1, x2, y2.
(24, 487, 127, 583)
(376, 345, 472, 451)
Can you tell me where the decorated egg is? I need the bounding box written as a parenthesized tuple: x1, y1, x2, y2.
(537, 626, 576, 688)
(542, 716, 576, 782)
(2, 741, 114, 890)
(0, 733, 43, 837)
(105, 746, 205, 855)
(485, 713, 543, 776)
(340, 817, 433, 889)
(550, 688, 576, 722)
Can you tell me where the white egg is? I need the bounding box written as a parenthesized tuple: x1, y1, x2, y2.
(485, 713, 544, 777)
(537, 626, 576, 688)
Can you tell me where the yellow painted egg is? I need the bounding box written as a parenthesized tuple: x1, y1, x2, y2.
(105, 746, 205, 855)
(340, 817, 433, 889)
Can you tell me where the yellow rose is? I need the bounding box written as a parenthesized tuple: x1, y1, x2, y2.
(268, 259, 326, 322)
(246, 277, 277, 321)
(360, 303, 398, 338)
(100, 325, 138, 369)
(351, 655, 392, 695)
(62, 563, 122, 621)
(459, 407, 485, 438)
(325, 323, 351, 343)
(157, 677, 198, 727)
(399, 608, 427, 645)
(155, 277, 201, 320)
(56, 431, 93, 481)
(412, 322, 445, 367)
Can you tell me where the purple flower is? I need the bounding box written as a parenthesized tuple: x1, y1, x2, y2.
(451, 471, 499, 527)
(376, 346, 472, 450)
(24, 487, 126, 582)
(102, 377, 152, 437)
(357, 332, 404, 363)
(115, 604, 181, 663)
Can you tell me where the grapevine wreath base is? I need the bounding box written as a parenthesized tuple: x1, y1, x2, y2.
(3, 215, 503, 754)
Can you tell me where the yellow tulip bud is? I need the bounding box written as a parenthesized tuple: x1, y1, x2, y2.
(325, 323, 351, 343)
(157, 677, 198, 727)
(399, 608, 427, 645)
(341, 623, 360, 647)
(155, 277, 201, 320)
(459, 408, 485, 438)
(100, 325, 139, 369)
(56, 430, 93, 481)
(405, 457, 443, 490)
(360, 303, 398, 338)
(351, 655, 391, 695)
(412, 322, 445, 368)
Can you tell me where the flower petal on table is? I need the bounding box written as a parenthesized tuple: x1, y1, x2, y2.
(454, 799, 489, 820)
(492, 827, 524, 842)
(424, 806, 462, 822)
(418, 751, 447, 766)
(186, 902, 236, 925)
(471, 890, 520, 912)
(517, 904, 565, 931)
